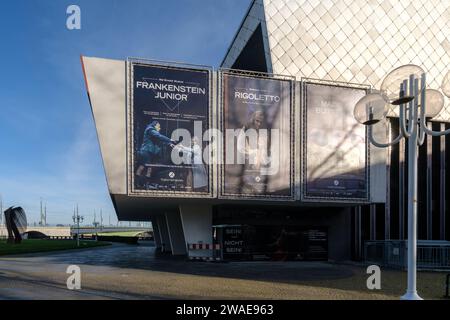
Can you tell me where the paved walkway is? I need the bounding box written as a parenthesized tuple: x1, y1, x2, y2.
(0, 242, 446, 299)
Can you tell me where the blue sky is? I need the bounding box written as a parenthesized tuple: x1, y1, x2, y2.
(0, 0, 250, 225)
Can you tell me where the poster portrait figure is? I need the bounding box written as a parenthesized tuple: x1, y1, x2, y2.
(136, 120, 178, 179)
(176, 136, 208, 191)
(268, 227, 305, 261)
(237, 110, 265, 169)
(235, 110, 272, 193)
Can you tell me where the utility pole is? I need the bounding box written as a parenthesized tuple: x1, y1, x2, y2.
(0, 194, 3, 225)
(40, 198, 42, 226)
(72, 204, 83, 247)
(100, 209, 103, 229)
(93, 209, 99, 240)
(39, 198, 47, 227)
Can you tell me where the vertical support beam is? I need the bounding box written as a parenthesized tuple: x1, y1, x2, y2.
(399, 137, 405, 239)
(354, 206, 362, 259)
(179, 205, 213, 258)
(155, 218, 163, 247)
(151, 217, 162, 249)
(440, 123, 446, 240)
(385, 119, 392, 240)
(165, 211, 187, 255)
(447, 123, 450, 241)
(427, 121, 433, 240)
(157, 215, 171, 253)
(370, 204, 376, 240)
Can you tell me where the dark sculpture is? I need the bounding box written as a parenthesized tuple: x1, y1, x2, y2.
(4, 207, 27, 244)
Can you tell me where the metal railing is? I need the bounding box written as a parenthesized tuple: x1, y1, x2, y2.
(364, 240, 450, 270)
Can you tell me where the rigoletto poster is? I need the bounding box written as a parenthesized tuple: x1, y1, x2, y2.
(220, 72, 294, 200)
(128, 62, 211, 197)
(302, 81, 369, 201)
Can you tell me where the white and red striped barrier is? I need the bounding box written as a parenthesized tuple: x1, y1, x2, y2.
(187, 243, 222, 262)
(188, 243, 220, 250)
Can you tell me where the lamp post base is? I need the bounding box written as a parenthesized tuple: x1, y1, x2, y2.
(400, 291, 423, 300)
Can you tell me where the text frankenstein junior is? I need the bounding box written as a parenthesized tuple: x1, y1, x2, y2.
(136, 80, 206, 101)
(136, 80, 280, 102)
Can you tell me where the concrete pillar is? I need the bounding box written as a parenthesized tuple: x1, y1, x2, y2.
(328, 207, 352, 261)
(179, 204, 213, 258)
(156, 215, 171, 253)
(370, 204, 376, 240)
(151, 218, 162, 249)
(165, 211, 187, 255)
(354, 206, 362, 260)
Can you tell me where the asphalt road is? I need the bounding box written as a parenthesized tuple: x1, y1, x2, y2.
(0, 242, 445, 300)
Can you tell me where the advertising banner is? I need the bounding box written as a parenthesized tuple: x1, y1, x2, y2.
(214, 223, 328, 261)
(220, 72, 294, 200)
(222, 226, 246, 260)
(128, 61, 212, 197)
(257, 227, 328, 261)
(302, 81, 369, 201)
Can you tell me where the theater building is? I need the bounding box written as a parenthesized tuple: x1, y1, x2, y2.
(81, 0, 450, 261)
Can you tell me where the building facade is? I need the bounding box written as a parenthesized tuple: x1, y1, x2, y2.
(221, 0, 450, 258)
(82, 0, 450, 261)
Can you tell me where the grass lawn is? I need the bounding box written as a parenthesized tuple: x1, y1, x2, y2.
(0, 239, 110, 256)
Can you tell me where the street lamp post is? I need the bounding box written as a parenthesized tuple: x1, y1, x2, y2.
(354, 65, 450, 300)
(72, 205, 84, 247)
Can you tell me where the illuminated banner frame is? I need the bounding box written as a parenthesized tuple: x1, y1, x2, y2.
(219, 69, 295, 201)
(127, 59, 214, 198)
(301, 78, 370, 203)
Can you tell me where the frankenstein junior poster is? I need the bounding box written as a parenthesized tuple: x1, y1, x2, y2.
(129, 62, 211, 196)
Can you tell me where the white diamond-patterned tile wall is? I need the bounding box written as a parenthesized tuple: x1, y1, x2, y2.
(264, 0, 450, 121)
